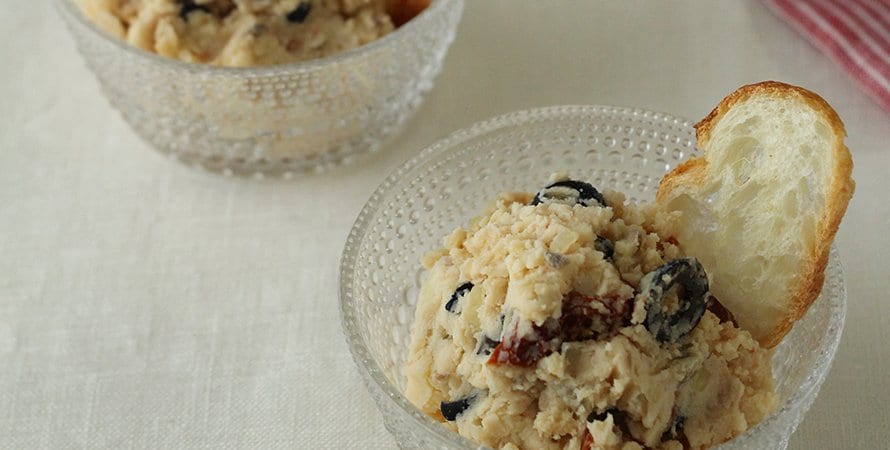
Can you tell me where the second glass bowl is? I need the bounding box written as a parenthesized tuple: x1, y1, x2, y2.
(58, 0, 464, 176)
(339, 106, 846, 449)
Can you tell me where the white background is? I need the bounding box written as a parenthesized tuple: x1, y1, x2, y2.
(2, 1, 888, 448)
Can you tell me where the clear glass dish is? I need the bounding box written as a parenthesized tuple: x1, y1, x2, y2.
(339, 106, 846, 449)
(57, 0, 464, 176)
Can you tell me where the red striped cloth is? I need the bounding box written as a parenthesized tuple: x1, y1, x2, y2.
(764, 0, 890, 112)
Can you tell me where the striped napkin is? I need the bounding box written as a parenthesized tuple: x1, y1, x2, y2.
(764, 0, 890, 112)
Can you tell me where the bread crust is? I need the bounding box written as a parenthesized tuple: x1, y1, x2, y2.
(773, 139, 853, 347)
(655, 158, 707, 203)
(694, 81, 847, 148)
(658, 81, 854, 348)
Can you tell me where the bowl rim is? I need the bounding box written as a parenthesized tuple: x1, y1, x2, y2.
(338, 105, 847, 449)
(56, 0, 455, 75)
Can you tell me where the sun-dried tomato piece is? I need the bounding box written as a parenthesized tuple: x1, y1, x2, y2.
(387, 0, 430, 27)
(488, 319, 559, 367)
(559, 292, 600, 341)
(488, 293, 631, 367)
(580, 431, 594, 450)
(706, 295, 737, 326)
(656, 235, 681, 253)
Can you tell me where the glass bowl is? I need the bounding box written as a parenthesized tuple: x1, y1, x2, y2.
(57, 0, 464, 176)
(339, 106, 846, 449)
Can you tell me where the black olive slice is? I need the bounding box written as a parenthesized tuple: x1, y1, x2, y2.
(475, 335, 499, 356)
(440, 391, 481, 421)
(585, 408, 637, 445)
(444, 281, 473, 313)
(594, 235, 615, 260)
(178, 0, 210, 21)
(546, 251, 569, 268)
(286, 1, 312, 23)
(531, 180, 606, 208)
(666, 414, 684, 438)
(587, 407, 621, 423)
(659, 410, 688, 444)
(640, 258, 709, 342)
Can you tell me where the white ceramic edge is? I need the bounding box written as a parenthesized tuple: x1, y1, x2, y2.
(338, 105, 847, 449)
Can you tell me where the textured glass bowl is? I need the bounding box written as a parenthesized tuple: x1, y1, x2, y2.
(339, 106, 846, 449)
(57, 0, 463, 176)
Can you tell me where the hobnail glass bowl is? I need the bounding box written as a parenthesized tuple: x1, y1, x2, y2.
(339, 106, 846, 449)
(57, 0, 463, 176)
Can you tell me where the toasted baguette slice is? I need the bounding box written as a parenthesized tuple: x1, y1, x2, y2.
(656, 81, 854, 348)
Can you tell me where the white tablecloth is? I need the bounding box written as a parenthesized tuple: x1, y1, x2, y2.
(2, 1, 887, 448)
